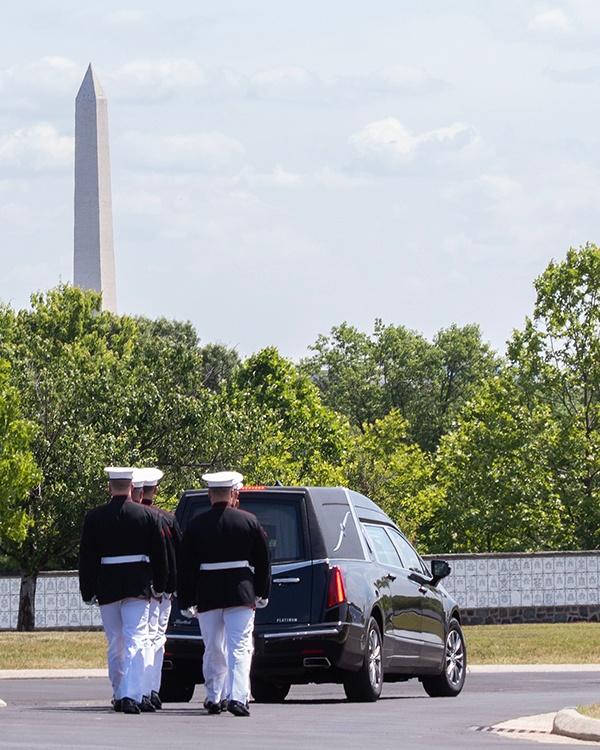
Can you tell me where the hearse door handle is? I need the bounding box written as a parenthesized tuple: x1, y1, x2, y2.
(385, 572, 397, 581)
(273, 577, 301, 584)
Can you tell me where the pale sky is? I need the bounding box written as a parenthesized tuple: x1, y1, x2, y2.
(2, 1, 600, 361)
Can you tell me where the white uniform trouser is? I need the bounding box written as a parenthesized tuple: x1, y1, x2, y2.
(100, 597, 150, 703)
(146, 597, 172, 694)
(198, 606, 255, 705)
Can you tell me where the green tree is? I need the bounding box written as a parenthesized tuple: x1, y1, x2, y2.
(433, 243, 600, 552)
(124, 316, 225, 498)
(344, 410, 442, 546)
(0, 285, 143, 628)
(507, 242, 600, 549)
(220, 347, 350, 485)
(432, 374, 563, 552)
(0, 359, 41, 544)
(301, 320, 498, 451)
(199, 342, 240, 392)
(300, 323, 384, 430)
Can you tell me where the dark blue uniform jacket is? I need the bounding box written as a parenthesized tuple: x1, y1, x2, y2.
(177, 503, 271, 613)
(79, 497, 168, 605)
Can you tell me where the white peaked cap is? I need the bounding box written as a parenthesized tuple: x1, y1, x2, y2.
(104, 467, 135, 481)
(132, 469, 145, 488)
(202, 471, 244, 488)
(142, 468, 164, 487)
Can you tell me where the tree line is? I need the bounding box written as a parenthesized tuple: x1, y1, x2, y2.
(1, 242, 599, 629)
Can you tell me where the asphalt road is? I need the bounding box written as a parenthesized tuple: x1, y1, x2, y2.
(1, 669, 599, 750)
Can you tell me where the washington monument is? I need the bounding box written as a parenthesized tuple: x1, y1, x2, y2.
(73, 64, 117, 313)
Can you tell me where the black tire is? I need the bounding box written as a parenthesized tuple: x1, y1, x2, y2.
(158, 672, 196, 703)
(421, 618, 466, 698)
(343, 616, 383, 702)
(250, 677, 291, 703)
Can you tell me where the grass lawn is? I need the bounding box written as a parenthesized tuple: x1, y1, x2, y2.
(1, 622, 600, 670)
(465, 622, 600, 665)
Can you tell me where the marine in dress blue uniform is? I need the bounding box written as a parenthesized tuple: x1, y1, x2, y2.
(177, 471, 271, 716)
(140, 467, 182, 709)
(78, 467, 168, 714)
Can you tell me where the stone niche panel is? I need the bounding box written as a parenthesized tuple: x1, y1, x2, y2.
(427, 552, 600, 616)
(2, 554, 600, 629)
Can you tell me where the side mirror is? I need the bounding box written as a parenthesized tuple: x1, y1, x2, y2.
(430, 559, 451, 586)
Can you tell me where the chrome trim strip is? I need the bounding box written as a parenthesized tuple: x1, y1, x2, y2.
(343, 487, 372, 560)
(167, 633, 204, 642)
(168, 624, 344, 642)
(272, 559, 329, 574)
(262, 626, 343, 640)
(272, 577, 300, 584)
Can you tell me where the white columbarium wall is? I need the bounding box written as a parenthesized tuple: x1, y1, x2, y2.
(423, 551, 600, 621)
(0, 572, 103, 630)
(2, 552, 600, 629)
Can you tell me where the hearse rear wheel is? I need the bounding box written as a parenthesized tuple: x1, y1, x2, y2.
(250, 677, 291, 703)
(343, 616, 383, 702)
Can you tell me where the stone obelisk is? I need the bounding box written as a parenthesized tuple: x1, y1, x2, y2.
(73, 64, 117, 313)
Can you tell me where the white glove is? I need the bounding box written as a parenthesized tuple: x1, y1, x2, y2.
(151, 587, 165, 600)
(163, 592, 173, 602)
(181, 605, 198, 618)
(83, 596, 97, 606)
(254, 597, 269, 609)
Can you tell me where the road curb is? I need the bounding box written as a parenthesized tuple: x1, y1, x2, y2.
(468, 663, 600, 673)
(553, 708, 600, 743)
(0, 669, 107, 680)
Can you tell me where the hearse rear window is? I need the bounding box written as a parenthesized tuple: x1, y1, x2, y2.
(188, 496, 305, 564)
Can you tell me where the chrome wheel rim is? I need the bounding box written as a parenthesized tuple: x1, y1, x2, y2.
(445, 628, 465, 687)
(367, 624, 383, 690)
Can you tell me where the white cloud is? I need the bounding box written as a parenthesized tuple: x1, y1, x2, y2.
(365, 64, 449, 95)
(480, 174, 523, 200)
(119, 130, 245, 173)
(249, 66, 324, 101)
(0, 124, 72, 171)
(102, 9, 146, 28)
(237, 165, 305, 188)
(570, 0, 600, 28)
(314, 168, 373, 188)
(529, 8, 572, 34)
(0, 57, 81, 110)
(114, 59, 207, 99)
(350, 118, 416, 158)
(348, 117, 477, 168)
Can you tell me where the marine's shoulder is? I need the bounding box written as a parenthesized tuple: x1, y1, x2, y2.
(228, 506, 260, 524)
(84, 501, 111, 518)
(154, 505, 176, 521)
(123, 501, 160, 520)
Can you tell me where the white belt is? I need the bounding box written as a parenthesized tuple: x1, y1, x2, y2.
(101, 554, 150, 564)
(200, 560, 250, 571)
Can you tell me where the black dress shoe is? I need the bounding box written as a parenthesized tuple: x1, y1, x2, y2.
(111, 698, 123, 712)
(205, 700, 222, 714)
(122, 697, 141, 714)
(227, 699, 250, 717)
(139, 695, 156, 712)
(150, 690, 162, 710)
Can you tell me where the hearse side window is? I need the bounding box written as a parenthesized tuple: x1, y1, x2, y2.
(318, 503, 366, 560)
(362, 524, 402, 568)
(386, 527, 428, 575)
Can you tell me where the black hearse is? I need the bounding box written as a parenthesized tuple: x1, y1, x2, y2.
(160, 485, 466, 703)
